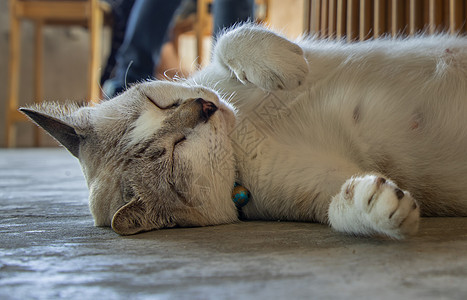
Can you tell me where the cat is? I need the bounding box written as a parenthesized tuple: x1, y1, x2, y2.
(21, 24, 467, 239)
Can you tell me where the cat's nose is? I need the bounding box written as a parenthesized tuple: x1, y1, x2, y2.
(196, 98, 217, 121)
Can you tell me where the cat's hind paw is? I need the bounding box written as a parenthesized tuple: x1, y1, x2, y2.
(330, 175, 420, 239)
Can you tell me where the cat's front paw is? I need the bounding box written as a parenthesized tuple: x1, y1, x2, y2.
(215, 25, 309, 91)
(330, 175, 420, 239)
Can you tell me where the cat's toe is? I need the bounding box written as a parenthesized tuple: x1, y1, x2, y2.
(364, 177, 420, 239)
(345, 174, 420, 239)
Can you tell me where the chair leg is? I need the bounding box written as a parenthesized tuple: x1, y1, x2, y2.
(195, 0, 209, 67)
(88, 2, 103, 104)
(6, 14, 21, 147)
(33, 20, 44, 147)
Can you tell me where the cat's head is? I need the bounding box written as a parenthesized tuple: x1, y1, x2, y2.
(21, 81, 239, 235)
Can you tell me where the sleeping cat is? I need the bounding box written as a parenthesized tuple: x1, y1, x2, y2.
(21, 24, 467, 239)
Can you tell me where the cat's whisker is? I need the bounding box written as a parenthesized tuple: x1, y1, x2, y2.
(190, 57, 201, 75)
(162, 70, 171, 81)
(124, 61, 134, 90)
(224, 92, 236, 104)
(162, 68, 183, 81)
(97, 74, 111, 101)
(173, 74, 183, 82)
(176, 58, 189, 80)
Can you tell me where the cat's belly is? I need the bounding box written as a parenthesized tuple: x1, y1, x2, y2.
(233, 135, 363, 222)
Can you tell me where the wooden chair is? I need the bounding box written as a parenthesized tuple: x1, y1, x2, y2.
(5, 0, 111, 147)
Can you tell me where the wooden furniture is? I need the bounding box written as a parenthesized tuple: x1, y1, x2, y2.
(195, 0, 213, 67)
(308, 0, 467, 41)
(5, 0, 110, 147)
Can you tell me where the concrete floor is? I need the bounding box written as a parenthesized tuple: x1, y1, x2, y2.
(1, 148, 466, 300)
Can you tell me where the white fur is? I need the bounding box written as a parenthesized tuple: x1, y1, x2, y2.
(184, 25, 467, 239)
(129, 109, 165, 146)
(329, 175, 419, 238)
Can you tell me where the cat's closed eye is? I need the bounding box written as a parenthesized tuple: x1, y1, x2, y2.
(145, 95, 180, 110)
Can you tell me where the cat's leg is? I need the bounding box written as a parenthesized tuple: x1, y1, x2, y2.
(329, 174, 420, 239)
(213, 24, 309, 91)
(243, 151, 419, 239)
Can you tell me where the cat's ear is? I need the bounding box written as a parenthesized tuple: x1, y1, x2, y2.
(111, 198, 166, 235)
(20, 108, 81, 158)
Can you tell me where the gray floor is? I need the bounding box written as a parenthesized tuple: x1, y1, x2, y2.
(1, 148, 466, 300)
